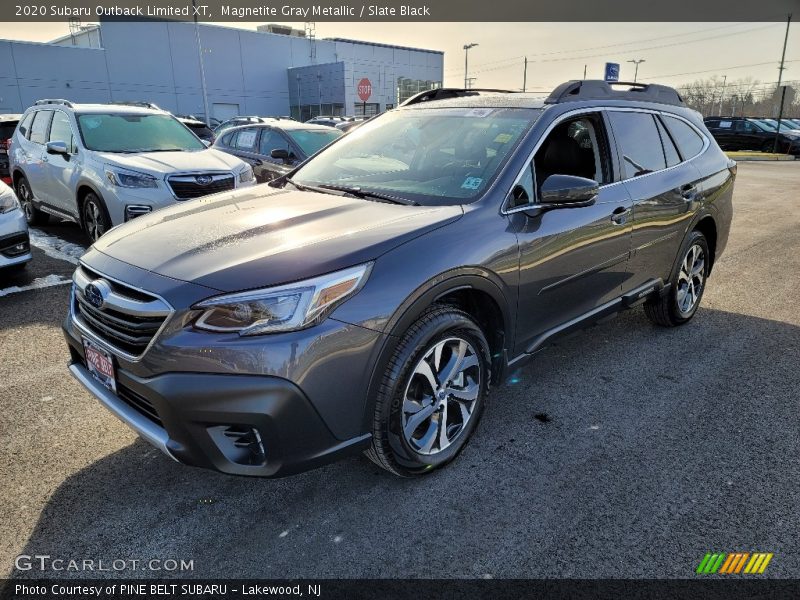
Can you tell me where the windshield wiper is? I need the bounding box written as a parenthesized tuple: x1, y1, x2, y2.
(317, 184, 419, 206)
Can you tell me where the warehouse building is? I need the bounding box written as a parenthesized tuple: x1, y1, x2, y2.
(0, 21, 443, 120)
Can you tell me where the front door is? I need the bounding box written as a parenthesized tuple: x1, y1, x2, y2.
(510, 111, 634, 355)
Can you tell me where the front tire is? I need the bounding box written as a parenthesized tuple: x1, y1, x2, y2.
(644, 230, 709, 327)
(81, 192, 111, 243)
(366, 305, 491, 477)
(15, 176, 49, 226)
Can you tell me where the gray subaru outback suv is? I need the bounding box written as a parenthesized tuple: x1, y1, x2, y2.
(63, 81, 734, 477)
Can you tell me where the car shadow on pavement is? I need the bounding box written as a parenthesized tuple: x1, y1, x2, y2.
(8, 307, 800, 579)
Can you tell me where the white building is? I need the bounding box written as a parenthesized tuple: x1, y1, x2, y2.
(0, 21, 444, 120)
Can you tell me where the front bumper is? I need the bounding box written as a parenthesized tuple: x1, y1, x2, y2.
(64, 330, 371, 477)
(0, 210, 32, 268)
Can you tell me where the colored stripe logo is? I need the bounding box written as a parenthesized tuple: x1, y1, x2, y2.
(696, 552, 773, 574)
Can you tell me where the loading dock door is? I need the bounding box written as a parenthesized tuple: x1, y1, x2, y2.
(212, 103, 240, 121)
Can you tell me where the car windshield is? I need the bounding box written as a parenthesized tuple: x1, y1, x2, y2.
(77, 113, 206, 152)
(291, 107, 539, 206)
(287, 128, 343, 156)
(751, 120, 776, 132)
(763, 119, 800, 130)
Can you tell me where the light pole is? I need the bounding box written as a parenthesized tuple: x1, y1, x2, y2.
(717, 75, 727, 117)
(192, 0, 210, 126)
(627, 59, 645, 83)
(317, 72, 322, 118)
(463, 43, 478, 88)
(296, 74, 301, 121)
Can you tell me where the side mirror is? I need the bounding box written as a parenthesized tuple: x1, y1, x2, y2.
(46, 141, 69, 156)
(539, 174, 599, 207)
(270, 148, 289, 161)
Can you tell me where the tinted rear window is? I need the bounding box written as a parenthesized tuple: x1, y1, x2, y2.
(608, 111, 666, 178)
(0, 122, 18, 140)
(663, 115, 705, 160)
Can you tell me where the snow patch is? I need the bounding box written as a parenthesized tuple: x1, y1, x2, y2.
(29, 229, 87, 265)
(0, 274, 72, 297)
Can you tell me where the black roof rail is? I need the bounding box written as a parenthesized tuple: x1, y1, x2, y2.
(34, 99, 73, 108)
(401, 87, 519, 107)
(545, 80, 685, 107)
(110, 101, 162, 110)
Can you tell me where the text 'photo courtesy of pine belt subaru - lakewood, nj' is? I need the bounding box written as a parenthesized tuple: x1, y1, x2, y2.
(62, 80, 734, 478)
(8, 100, 255, 242)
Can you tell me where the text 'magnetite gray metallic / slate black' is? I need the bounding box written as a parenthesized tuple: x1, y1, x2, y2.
(63, 80, 735, 477)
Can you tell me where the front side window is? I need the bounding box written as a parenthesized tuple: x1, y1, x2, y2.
(77, 113, 205, 152)
(607, 111, 666, 178)
(663, 115, 704, 161)
(48, 111, 76, 153)
(509, 113, 611, 209)
(29, 110, 53, 145)
(258, 129, 289, 157)
(292, 107, 539, 206)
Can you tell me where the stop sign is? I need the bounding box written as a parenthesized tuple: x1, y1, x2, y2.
(357, 78, 372, 102)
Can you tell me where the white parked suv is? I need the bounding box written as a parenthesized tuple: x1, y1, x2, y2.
(9, 100, 256, 241)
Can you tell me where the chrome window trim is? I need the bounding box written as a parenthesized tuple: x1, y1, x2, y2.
(70, 262, 175, 362)
(501, 105, 710, 215)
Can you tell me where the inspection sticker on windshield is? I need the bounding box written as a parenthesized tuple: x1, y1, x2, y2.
(461, 177, 483, 190)
(494, 133, 513, 143)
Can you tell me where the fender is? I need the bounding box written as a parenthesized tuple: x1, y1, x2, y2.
(672, 208, 717, 281)
(359, 268, 515, 433)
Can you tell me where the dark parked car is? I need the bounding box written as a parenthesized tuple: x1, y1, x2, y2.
(0, 114, 21, 185)
(64, 80, 733, 478)
(703, 116, 800, 154)
(177, 117, 215, 143)
(212, 116, 273, 137)
(213, 121, 342, 182)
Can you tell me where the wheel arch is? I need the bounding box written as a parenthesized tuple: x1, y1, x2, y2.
(360, 268, 514, 433)
(693, 215, 718, 274)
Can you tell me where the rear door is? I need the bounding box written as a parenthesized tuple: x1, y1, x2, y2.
(608, 110, 704, 287)
(21, 109, 54, 204)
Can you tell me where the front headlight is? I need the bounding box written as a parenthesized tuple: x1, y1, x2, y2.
(105, 167, 158, 189)
(238, 164, 255, 184)
(192, 263, 372, 336)
(0, 188, 20, 213)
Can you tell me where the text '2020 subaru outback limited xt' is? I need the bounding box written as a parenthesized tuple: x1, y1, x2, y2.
(63, 81, 734, 477)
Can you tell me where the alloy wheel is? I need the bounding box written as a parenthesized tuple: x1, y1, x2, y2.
(676, 244, 705, 314)
(401, 337, 481, 456)
(84, 199, 105, 242)
(18, 181, 34, 221)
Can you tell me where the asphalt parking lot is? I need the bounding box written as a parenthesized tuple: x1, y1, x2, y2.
(1, 161, 798, 579)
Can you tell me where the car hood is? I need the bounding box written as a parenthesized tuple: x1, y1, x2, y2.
(92, 186, 464, 292)
(98, 148, 244, 175)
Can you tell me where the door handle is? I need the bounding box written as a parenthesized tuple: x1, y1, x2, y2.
(680, 183, 696, 201)
(611, 206, 630, 225)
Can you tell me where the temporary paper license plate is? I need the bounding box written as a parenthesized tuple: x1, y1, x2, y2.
(83, 338, 117, 393)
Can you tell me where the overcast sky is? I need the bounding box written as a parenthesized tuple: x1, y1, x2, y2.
(3, 21, 797, 94)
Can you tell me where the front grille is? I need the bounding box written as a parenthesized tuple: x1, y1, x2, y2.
(0, 232, 29, 258)
(117, 384, 163, 427)
(72, 264, 172, 359)
(167, 173, 235, 200)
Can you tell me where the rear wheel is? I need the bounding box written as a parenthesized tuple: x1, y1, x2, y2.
(81, 192, 111, 243)
(762, 140, 777, 153)
(366, 305, 491, 477)
(15, 176, 49, 226)
(644, 230, 709, 327)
